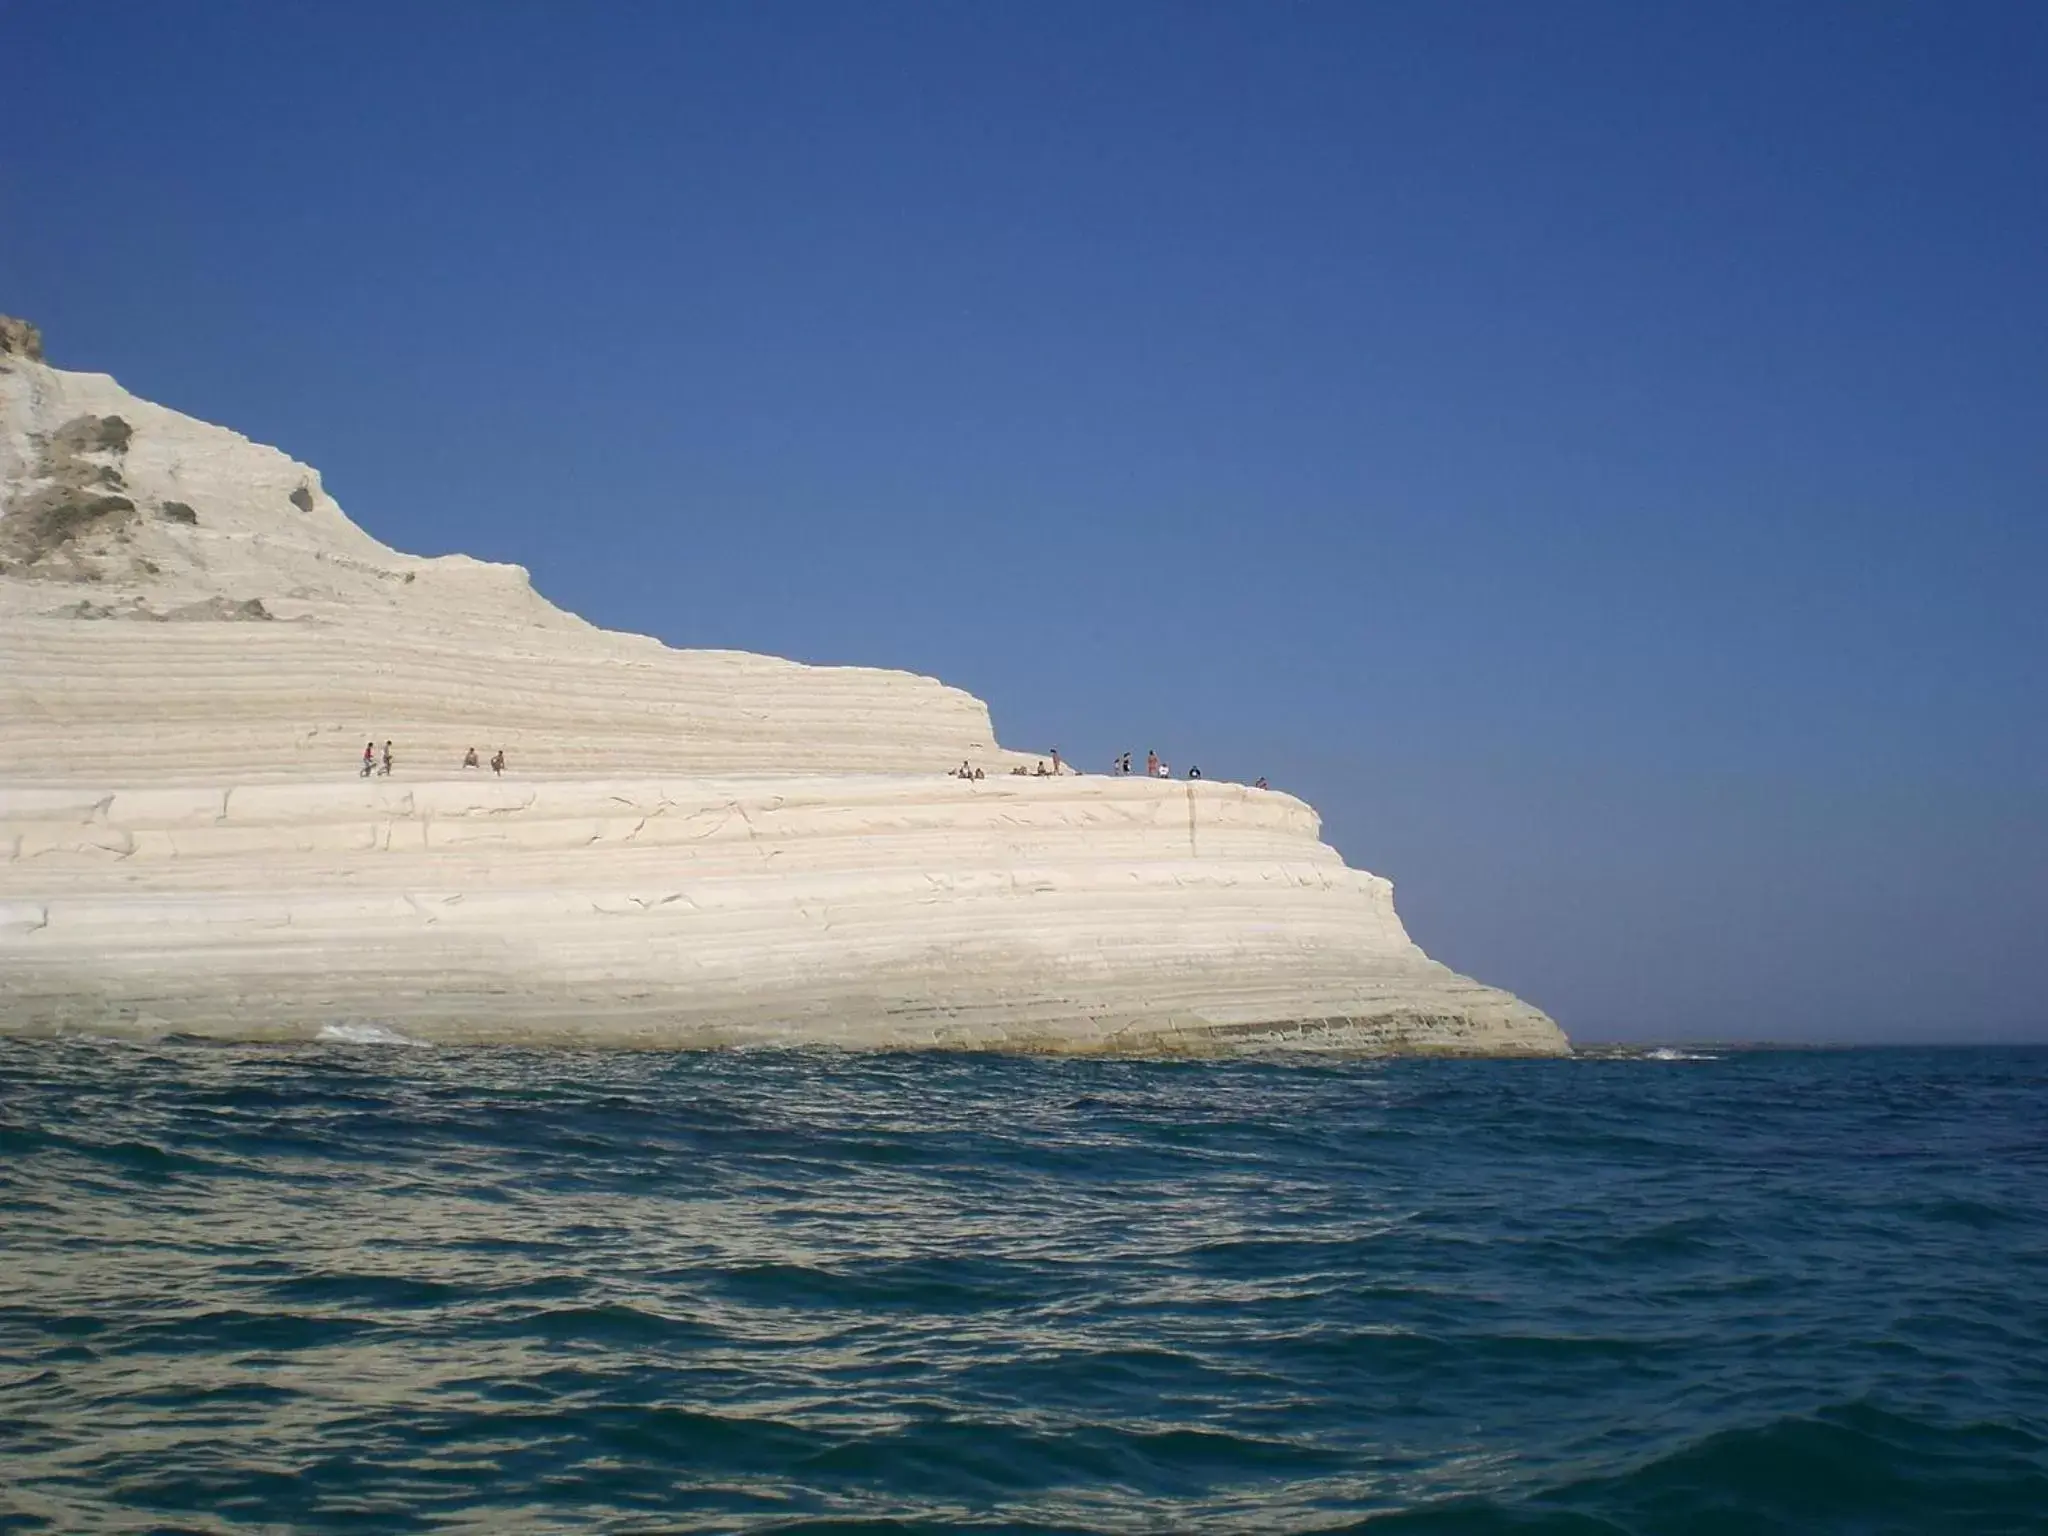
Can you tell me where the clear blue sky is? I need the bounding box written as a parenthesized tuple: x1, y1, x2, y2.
(6, 2, 2044, 1042)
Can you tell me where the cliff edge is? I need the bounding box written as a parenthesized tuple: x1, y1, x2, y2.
(0, 321, 1567, 1054)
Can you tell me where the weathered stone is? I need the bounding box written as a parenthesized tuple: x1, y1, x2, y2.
(0, 316, 44, 363)
(0, 339, 1567, 1054)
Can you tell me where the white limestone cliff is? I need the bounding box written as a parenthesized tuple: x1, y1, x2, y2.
(0, 324, 1566, 1054)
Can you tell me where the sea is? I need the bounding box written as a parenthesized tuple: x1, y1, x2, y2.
(1, 1039, 2042, 1535)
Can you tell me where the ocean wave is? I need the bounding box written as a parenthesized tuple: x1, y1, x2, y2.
(1341, 1400, 2048, 1534)
(0, 1039, 2043, 1533)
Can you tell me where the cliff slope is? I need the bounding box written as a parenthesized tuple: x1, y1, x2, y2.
(0, 325, 1566, 1054)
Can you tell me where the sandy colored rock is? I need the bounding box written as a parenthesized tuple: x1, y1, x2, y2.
(0, 316, 44, 363)
(0, 337, 1567, 1054)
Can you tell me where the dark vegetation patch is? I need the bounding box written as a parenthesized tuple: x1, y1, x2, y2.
(0, 488, 140, 568)
(166, 595, 272, 622)
(57, 595, 272, 622)
(159, 500, 199, 525)
(3, 413, 141, 575)
(51, 414, 133, 455)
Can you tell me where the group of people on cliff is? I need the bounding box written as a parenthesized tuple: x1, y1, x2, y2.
(1110, 750, 1264, 788)
(1110, 749, 1219, 782)
(358, 738, 1263, 790)
(357, 741, 505, 777)
(947, 746, 1266, 791)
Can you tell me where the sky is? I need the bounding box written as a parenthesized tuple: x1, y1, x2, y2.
(4, 1, 2044, 1043)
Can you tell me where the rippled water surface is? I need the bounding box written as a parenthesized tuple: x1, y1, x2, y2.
(2, 1041, 2044, 1534)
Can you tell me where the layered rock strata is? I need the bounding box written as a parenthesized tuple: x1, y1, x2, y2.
(0, 325, 1566, 1054)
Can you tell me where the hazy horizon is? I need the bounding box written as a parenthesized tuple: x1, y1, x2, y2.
(6, 2, 2043, 1043)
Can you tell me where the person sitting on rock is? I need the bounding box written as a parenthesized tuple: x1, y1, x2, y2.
(463, 746, 480, 769)
(490, 749, 505, 776)
(1254, 776, 1269, 790)
(361, 741, 376, 778)
(972, 767, 985, 780)
(379, 741, 393, 777)
(954, 761, 972, 778)
(1188, 765, 1202, 780)
(1034, 760, 1049, 776)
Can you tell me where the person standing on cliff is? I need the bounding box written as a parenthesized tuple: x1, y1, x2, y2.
(379, 741, 393, 777)
(1145, 749, 1159, 777)
(1050, 747, 1062, 775)
(361, 741, 375, 778)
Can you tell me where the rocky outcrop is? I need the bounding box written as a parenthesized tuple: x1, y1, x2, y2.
(0, 328, 1567, 1054)
(0, 315, 44, 363)
(0, 413, 141, 580)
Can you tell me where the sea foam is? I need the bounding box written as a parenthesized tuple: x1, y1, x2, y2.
(315, 1021, 424, 1046)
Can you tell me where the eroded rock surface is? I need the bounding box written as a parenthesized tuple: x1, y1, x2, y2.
(0, 325, 1567, 1054)
(0, 315, 44, 363)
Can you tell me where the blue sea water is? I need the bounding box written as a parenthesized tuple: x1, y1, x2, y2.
(1, 1040, 2044, 1535)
